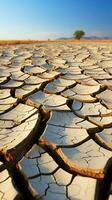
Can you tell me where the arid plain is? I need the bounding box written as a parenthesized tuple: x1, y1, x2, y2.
(0, 41, 112, 200)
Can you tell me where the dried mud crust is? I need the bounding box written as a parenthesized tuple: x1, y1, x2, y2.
(0, 43, 112, 200)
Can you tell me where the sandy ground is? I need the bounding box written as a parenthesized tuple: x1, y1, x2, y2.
(0, 39, 112, 45)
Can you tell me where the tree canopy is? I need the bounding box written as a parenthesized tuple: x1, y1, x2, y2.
(73, 30, 85, 40)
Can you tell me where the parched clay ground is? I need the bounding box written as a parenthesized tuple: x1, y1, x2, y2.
(0, 42, 112, 200)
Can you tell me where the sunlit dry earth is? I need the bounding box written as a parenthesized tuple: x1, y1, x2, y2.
(0, 41, 112, 200)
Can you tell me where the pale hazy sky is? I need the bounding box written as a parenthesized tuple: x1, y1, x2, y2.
(0, 0, 112, 39)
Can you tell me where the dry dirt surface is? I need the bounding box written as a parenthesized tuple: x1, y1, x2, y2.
(0, 42, 112, 200)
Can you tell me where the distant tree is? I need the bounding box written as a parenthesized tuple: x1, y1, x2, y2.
(73, 30, 85, 40)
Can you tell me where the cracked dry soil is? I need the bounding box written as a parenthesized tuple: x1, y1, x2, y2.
(0, 42, 112, 200)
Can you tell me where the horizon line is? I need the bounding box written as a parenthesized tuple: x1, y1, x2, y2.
(0, 39, 112, 46)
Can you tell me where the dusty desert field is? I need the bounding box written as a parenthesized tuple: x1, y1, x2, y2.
(0, 41, 112, 200)
(0, 39, 112, 45)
